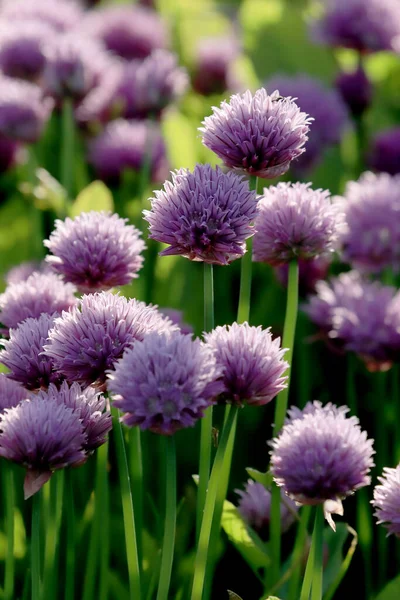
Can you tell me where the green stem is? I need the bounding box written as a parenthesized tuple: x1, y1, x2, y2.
(31, 491, 41, 600)
(196, 263, 215, 541)
(112, 409, 141, 599)
(287, 506, 312, 600)
(129, 428, 143, 568)
(310, 506, 324, 600)
(237, 175, 258, 323)
(65, 469, 75, 600)
(60, 97, 75, 207)
(191, 405, 239, 600)
(269, 484, 282, 589)
(156, 436, 177, 600)
(98, 442, 110, 600)
(273, 259, 299, 436)
(299, 506, 319, 600)
(43, 471, 64, 600)
(4, 466, 15, 600)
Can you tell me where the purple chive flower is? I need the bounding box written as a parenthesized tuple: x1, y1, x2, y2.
(193, 36, 241, 96)
(368, 129, 400, 176)
(0, 21, 54, 81)
(204, 322, 288, 406)
(0, 76, 53, 143)
(304, 271, 400, 370)
(4, 260, 51, 285)
(36, 381, 112, 452)
(275, 256, 331, 295)
(43, 34, 113, 102)
(159, 309, 193, 336)
(44, 211, 145, 293)
(0, 394, 87, 498)
(108, 331, 223, 435)
(310, 0, 400, 53)
(0, 374, 29, 413)
(75, 64, 124, 127)
(79, 5, 169, 60)
(372, 465, 400, 537)
(143, 164, 258, 265)
(0, 313, 64, 391)
(266, 75, 349, 173)
(270, 401, 374, 524)
(0, 0, 83, 33)
(43, 291, 177, 388)
(236, 480, 298, 535)
(337, 172, 400, 273)
(0, 272, 77, 330)
(88, 119, 168, 184)
(253, 182, 345, 267)
(200, 88, 312, 179)
(335, 67, 372, 118)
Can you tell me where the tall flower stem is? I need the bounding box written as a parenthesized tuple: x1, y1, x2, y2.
(156, 436, 177, 600)
(129, 428, 143, 566)
(299, 505, 323, 600)
(269, 259, 299, 588)
(65, 469, 76, 600)
(287, 505, 312, 600)
(31, 491, 42, 600)
(4, 466, 15, 600)
(99, 442, 110, 600)
(237, 175, 258, 324)
(60, 97, 75, 211)
(196, 263, 215, 541)
(43, 471, 64, 600)
(112, 408, 141, 599)
(191, 405, 239, 600)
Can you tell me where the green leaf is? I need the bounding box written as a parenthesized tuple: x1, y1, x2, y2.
(246, 468, 272, 488)
(221, 500, 270, 576)
(374, 575, 400, 600)
(70, 181, 114, 217)
(322, 522, 357, 596)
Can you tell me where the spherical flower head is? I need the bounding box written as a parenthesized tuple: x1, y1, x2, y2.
(36, 381, 112, 453)
(116, 49, 188, 119)
(270, 401, 375, 510)
(79, 5, 169, 60)
(337, 172, 400, 273)
(200, 88, 312, 179)
(310, 0, 400, 53)
(108, 331, 224, 435)
(0, 272, 77, 330)
(304, 271, 400, 369)
(372, 464, 400, 537)
(43, 34, 113, 102)
(0, 395, 87, 498)
(0, 20, 54, 81)
(0, 0, 83, 33)
(275, 256, 331, 296)
(143, 164, 258, 265)
(266, 75, 349, 173)
(0, 374, 29, 413)
(44, 211, 145, 293)
(88, 119, 168, 184)
(43, 291, 178, 387)
(0, 75, 53, 143)
(236, 480, 297, 535)
(368, 128, 400, 176)
(204, 322, 288, 406)
(253, 182, 345, 267)
(4, 260, 51, 285)
(335, 67, 372, 118)
(193, 36, 241, 96)
(0, 313, 65, 390)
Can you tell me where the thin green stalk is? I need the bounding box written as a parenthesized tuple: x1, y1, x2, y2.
(4, 466, 15, 600)
(324, 526, 358, 600)
(43, 471, 64, 600)
(112, 409, 141, 599)
(310, 506, 324, 600)
(191, 405, 239, 600)
(196, 263, 214, 541)
(129, 428, 143, 567)
(156, 436, 177, 600)
(65, 469, 76, 600)
(98, 442, 110, 600)
(287, 505, 312, 600)
(60, 97, 75, 207)
(299, 507, 317, 600)
(237, 175, 258, 324)
(31, 491, 41, 600)
(269, 259, 299, 588)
